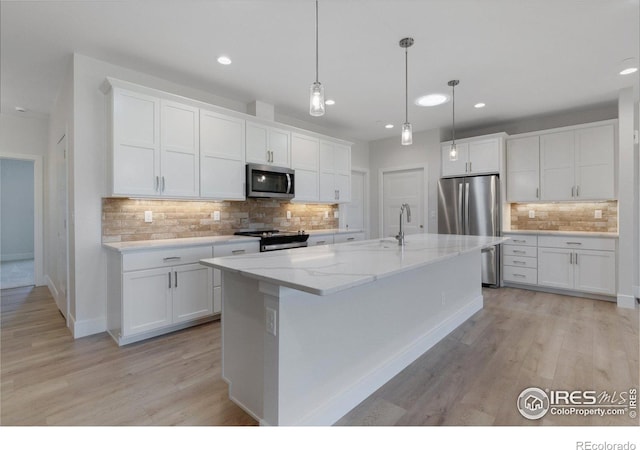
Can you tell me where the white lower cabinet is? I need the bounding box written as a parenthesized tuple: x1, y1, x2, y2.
(307, 231, 365, 247)
(503, 233, 617, 297)
(108, 245, 214, 345)
(307, 234, 334, 246)
(212, 241, 260, 314)
(333, 232, 365, 244)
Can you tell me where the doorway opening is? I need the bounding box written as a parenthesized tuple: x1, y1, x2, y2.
(0, 158, 35, 289)
(379, 166, 427, 239)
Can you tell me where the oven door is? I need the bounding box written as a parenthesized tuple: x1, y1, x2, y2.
(246, 164, 295, 199)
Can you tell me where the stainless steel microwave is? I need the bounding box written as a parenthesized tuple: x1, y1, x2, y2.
(246, 164, 295, 199)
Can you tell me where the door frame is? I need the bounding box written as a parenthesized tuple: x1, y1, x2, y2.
(378, 164, 428, 239)
(339, 167, 370, 239)
(0, 152, 44, 286)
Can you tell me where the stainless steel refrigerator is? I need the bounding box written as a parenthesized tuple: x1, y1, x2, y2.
(437, 174, 501, 287)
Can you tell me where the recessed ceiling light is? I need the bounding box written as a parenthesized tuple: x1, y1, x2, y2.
(325, 99, 335, 106)
(385, 124, 394, 129)
(619, 58, 638, 75)
(620, 67, 638, 75)
(15, 106, 26, 113)
(474, 103, 486, 109)
(217, 55, 232, 65)
(415, 93, 449, 107)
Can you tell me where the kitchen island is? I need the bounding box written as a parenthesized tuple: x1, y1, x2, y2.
(200, 233, 506, 426)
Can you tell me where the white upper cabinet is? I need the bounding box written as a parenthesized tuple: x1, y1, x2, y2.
(441, 135, 503, 177)
(246, 121, 291, 167)
(291, 132, 320, 202)
(160, 100, 200, 198)
(108, 86, 199, 198)
(506, 136, 540, 202)
(111, 89, 161, 196)
(540, 123, 615, 201)
(200, 109, 245, 200)
(319, 140, 351, 203)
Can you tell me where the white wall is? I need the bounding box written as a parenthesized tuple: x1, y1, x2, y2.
(0, 113, 49, 157)
(0, 159, 34, 260)
(368, 128, 441, 239)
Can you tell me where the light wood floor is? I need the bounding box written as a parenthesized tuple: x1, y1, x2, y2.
(1, 285, 638, 426)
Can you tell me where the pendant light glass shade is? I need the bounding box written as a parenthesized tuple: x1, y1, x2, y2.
(449, 143, 458, 161)
(309, 81, 325, 116)
(401, 123, 413, 145)
(399, 37, 414, 146)
(309, 1, 325, 116)
(448, 79, 460, 160)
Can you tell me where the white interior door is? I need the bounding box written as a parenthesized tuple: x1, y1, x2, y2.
(381, 167, 425, 239)
(55, 135, 69, 321)
(344, 170, 366, 232)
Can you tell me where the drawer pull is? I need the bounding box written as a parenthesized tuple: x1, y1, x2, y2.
(163, 256, 181, 262)
(316, 240, 326, 245)
(347, 237, 355, 241)
(512, 250, 526, 254)
(566, 242, 582, 245)
(513, 260, 527, 265)
(513, 273, 526, 278)
(512, 239, 526, 243)
(232, 249, 246, 254)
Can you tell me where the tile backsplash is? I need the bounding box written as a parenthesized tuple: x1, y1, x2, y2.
(510, 201, 617, 232)
(102, 198, 338, 242)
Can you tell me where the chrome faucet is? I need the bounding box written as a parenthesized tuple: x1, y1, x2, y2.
(396, 203, 411, 246)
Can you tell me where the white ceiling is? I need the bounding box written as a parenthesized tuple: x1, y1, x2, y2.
(1, 0, 638, 142)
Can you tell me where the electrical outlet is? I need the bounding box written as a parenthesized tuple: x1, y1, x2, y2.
(286, 210, 291, 220)
(334, 211, 339, 219)
(324, 211, 329, 219)
(144, 211, 153, 223)
(265, 307, 277, 336)
(595, 210, 602, 219)
(528, 210, 535, 219)
(212, 211, 220, 221)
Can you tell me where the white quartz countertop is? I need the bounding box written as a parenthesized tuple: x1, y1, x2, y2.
(200, 233, 507, 296)
(503, 230, 618, 238)
(103, 235, 259, 252)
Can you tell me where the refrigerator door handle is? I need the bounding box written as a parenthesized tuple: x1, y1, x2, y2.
(464, 183, 470, 234)
(458, 183, 464, 233)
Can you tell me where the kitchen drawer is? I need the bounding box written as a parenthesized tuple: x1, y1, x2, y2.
(334, 232, 365, 244)
(213, 241, 260, 258)
(537, 235, 616, 251)
(504, 255, 537, 269)
(503, 245, 537, 258)
(308, 234, 334, 246)
(504, 234, 537, 247)
(503, 266, 538, 285)
(123, 246, 213, 272)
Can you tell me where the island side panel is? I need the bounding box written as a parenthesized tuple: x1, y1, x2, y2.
(265, 249, 483, 426)
(221, 271, 265, 422)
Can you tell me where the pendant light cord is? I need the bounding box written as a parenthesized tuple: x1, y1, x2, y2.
(451, 83, 455, 144)
(405, 47, 408, 123)
(315, 0, 319, 83)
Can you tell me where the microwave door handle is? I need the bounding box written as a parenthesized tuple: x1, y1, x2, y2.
(286, 173, 291, 194)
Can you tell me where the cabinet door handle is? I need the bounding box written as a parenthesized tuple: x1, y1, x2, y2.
(571, 186, 575, 198)
(168, 272, 172, 288)
(155, 176, 159, 191)
(162, 176, 166, 192)
(513, 250, 526, 254)
(566, 242, 582, 245)
(574, 253, 578, 265)
(569, 253, 573, 264)
(174, 271, 178, 288)
(536, 187, 539, 199)
(163, 256, 181, 262)
(469, 161, 472, 172)
(231, 249, 246, 254)
(576, 185, 580, 197)
(337, 190, 340, 200)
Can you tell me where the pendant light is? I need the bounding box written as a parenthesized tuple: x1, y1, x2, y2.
(309, 0, 325, 116)
(399, 37, 414, 145)
(448, 79, 460, 161)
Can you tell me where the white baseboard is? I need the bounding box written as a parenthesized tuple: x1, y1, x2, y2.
(617, 294, 637, 309)
(298, 295, 484, 426)
(45, 275, 59, 301)
(72, 316, 107, 338)
(0, 252, 34, 262)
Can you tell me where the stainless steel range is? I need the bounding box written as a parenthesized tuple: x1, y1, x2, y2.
(234, 229, 309, 252)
